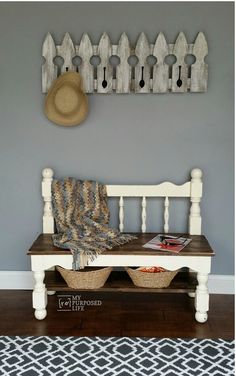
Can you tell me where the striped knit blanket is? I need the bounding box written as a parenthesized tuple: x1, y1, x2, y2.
(51, 178, 136, 269)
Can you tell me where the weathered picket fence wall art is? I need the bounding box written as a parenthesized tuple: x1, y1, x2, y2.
(42, 32, 208, 94)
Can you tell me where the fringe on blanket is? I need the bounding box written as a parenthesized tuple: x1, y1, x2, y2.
(51, 178, 136, 269)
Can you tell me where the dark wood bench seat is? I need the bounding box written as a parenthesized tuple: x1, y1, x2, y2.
(28, 233, 214, 257)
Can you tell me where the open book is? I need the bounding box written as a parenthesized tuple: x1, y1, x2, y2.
(143, 234, 191, 253)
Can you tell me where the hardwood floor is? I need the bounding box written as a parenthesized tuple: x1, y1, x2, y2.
(0, 291, 234, 339)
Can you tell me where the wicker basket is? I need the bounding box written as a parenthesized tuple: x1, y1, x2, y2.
(125, 267, 179, 288)
(56, 265, 112, 289)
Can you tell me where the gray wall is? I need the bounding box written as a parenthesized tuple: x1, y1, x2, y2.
(0, 2, 234, 274)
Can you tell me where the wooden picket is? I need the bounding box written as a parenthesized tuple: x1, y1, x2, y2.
(42, 31, 208, 94)
(42, 33, 57, 93)
(152, 32, 169, 93)
(97, 32, 113, 93)
(116, 33, 131, 93)
(190, 32, 208, 92)
(57, 33, 76, 74)
(134, 33, 151, 93)
(172, 32, 188, 92)
(77, 33, 94, 93)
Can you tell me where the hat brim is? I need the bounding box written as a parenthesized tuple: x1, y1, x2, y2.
(44, 72, 88, 127)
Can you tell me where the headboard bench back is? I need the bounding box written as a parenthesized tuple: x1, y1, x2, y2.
(42, 168, 203, 236)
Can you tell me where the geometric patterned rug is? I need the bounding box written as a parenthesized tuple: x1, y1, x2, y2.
(0, 336, 234, 376)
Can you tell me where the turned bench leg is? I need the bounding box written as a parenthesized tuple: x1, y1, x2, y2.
(195, 272, 209, 323)
(33, 271, 47, 320)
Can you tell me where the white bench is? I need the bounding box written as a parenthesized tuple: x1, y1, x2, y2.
(28, 167, 214, 322)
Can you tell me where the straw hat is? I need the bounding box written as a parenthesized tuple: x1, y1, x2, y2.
(44, 71, 88, 126)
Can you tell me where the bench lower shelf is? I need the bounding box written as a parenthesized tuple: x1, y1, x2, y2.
(45, 270, 197, 293)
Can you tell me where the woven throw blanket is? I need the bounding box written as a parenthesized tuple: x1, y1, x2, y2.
(52, 178, 136, 269)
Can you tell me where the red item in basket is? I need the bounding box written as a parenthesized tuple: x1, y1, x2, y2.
(137, 266, 166, 273)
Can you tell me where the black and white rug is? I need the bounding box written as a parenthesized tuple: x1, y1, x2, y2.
(0, 336, 234, 376)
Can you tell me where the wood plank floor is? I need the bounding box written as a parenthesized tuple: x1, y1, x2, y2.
(0, 291, 234, 339)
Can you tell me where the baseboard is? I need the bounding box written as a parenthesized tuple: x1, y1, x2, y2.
(0, 271, 234, 294)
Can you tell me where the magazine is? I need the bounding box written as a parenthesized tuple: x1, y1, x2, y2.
(143, 234, 191, 253)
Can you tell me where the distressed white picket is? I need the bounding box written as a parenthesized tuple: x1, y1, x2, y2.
(134, 33, 151, 93)
(152, 32, 169, 93)
(77, 33, 94, 93)
(97, 32, 113, 93)
(57, 33, 76, 74)
(42, 31, 208, 94)
(172, 32, 188, 92)
(190, 32, 208, 92)
(42, 33, 57, 93)
(116, 33, 131, 93)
